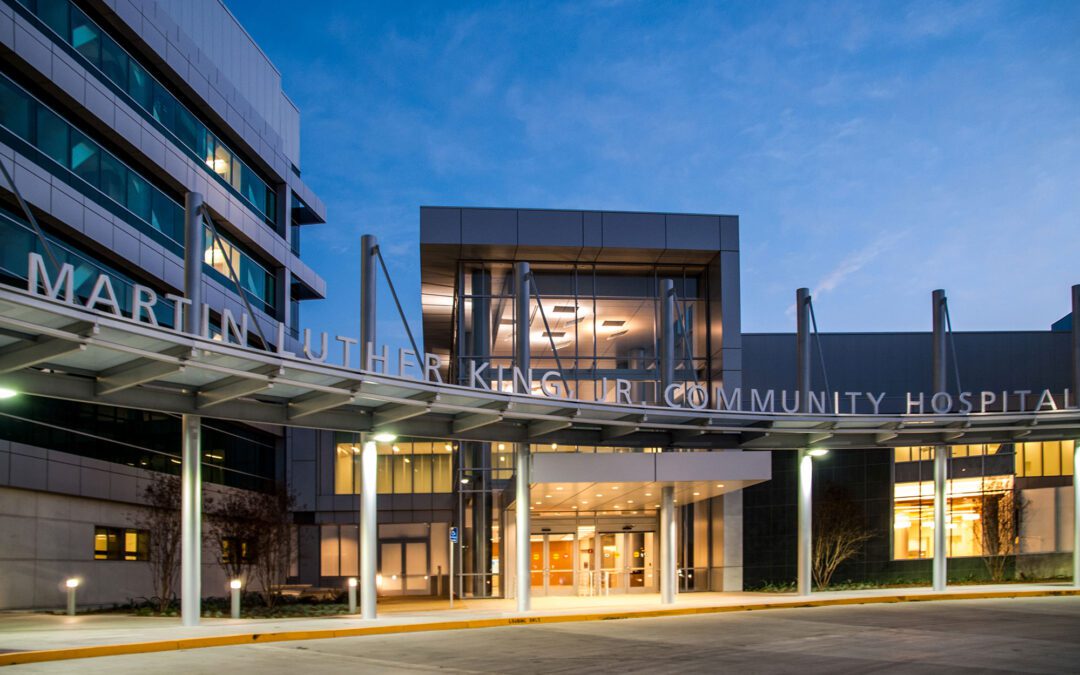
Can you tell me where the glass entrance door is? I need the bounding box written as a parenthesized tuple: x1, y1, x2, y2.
(380, 540, 430, 595)
(529, 533, 578, 596)
(580, 531, 656, 594)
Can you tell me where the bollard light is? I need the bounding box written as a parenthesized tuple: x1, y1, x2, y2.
(65, 578, 79, 616)
(347, 577, 358, 614)
(230, 579, 242, 619)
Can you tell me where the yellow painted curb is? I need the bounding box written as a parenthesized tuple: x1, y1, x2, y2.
(2, 588, 1078, 667)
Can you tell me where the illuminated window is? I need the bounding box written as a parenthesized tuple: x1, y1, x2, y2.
(1015, 441, 1074, 478)
(94, 526, 149, 561)
(334, 440, 452, 495)
(892, 476, 1014, 560)
(221, 537, 255, 564)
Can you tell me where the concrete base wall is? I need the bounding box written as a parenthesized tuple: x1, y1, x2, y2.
(0, 486, 230, 610)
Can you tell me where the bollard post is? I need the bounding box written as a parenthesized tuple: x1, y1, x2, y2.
(230, 579, 241, 619)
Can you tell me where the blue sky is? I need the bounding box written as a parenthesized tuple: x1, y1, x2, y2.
(228, 0, 1080, 348)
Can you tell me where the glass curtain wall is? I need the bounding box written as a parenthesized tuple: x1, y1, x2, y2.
(456, 261, 708, 407)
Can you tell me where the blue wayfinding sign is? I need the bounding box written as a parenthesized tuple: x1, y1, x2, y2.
(449, 527, 458, 543)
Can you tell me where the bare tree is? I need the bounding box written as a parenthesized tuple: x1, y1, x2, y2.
(249, 487, 296, 609)
(813, 485, 874, 589)
(206, 490, 261, 585)
(980, 479, 1026, 582)
(131, 474, 181, 613)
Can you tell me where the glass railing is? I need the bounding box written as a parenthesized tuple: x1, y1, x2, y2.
(0, 71, 184, 243)
(0, 207, 176, 326)
(0, 71, 277, 315)
(12, 0, 279, 227)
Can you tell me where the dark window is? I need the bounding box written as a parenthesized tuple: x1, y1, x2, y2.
(94, 526, 149, 561)
(35, 106, 68, 164)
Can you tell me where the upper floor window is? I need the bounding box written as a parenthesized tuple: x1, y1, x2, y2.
(0, 72, 279, 316)
(15, 0, 278, 226)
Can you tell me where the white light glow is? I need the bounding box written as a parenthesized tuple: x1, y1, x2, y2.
(230, 579, 242, 590)
(0, 387, 17, 399)
(373, 432, 397, 443)
(65, 578, 79, 589)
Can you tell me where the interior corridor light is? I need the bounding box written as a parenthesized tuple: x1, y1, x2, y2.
(808, 448, 830, 457)
(372, 432, 397, 443)
(0, 387, 18, 399)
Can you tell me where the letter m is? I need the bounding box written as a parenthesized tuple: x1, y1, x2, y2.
(27, 252, 74, 303)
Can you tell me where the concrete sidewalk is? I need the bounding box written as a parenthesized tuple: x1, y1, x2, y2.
(1, 583, 1078, 666)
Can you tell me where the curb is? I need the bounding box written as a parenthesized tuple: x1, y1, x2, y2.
(2, 588, 1078, 667)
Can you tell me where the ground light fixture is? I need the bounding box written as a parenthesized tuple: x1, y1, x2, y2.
(0, 387, 18, 399)
(64, 578, 79, 616)
(229, 579, 242, 619)
(808, 448, 830, 458)
(347, 577, 358, 613)
(372, 432, 397, 443)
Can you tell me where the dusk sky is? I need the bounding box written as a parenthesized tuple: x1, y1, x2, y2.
(228, 0, 1080, 349)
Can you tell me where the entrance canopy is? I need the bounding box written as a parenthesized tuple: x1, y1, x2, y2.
(2, 287, 1079, 450)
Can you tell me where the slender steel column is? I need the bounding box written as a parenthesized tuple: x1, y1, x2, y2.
(795, 288, 812, 595)
(359, 438, 378, 619)
(659, 279, 675, 403)
(514, 262, 531, 611)
(180, 193, 204, 627)
(931, 289, 948, 591)
(1072, 285, 1080, 588)
(797, 448, 813, 595)
(660, 486, 676, 604)
(360, 234, 377, 370)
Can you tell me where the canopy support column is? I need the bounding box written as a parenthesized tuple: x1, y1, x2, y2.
(514, 261, 531, 612)
(1071, 285, 1080, 588)
(180, 192, 203, 627)
(795, 287, 812, 596)
(932, 289, 948, 592)
(360, 437, 378, 619)
(660, 485, 676, 604)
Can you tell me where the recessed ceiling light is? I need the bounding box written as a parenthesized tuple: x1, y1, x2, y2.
(716, 484, 724, 488)
(552, 305, 578, 314)
(595, 494, 603, 498)
(693, 492, 700, 496)
(545, 495, 552, 498)
(542, 331, 566, 338)
(627, 500, 634, 504)
(611, 486, 620, 490)
(644, 492, 652, 497)
(556, 487, 564, 491)
(602, 320, 625, 327)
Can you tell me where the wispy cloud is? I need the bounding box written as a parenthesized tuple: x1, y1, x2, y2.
(786, 230, 908, 317)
